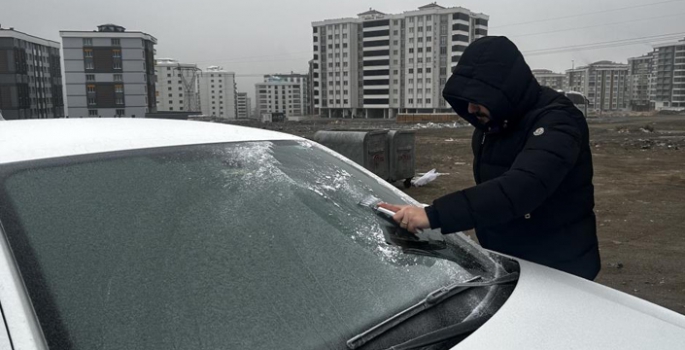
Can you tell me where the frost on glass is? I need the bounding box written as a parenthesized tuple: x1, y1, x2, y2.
(3, 140, 495, 350)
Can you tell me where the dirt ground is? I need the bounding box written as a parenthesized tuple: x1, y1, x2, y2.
(235, 115, 685, 314)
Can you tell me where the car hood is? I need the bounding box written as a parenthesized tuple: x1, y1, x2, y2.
(455, 259, 685, 349)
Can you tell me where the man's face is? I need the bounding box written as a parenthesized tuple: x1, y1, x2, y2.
(468, 103, 491, 125)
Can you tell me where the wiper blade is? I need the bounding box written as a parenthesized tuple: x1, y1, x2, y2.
(346, 273, 519, 350)
(387, 314, 492, 350)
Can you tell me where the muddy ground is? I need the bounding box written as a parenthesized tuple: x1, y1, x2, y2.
(234, 115, 685, 314)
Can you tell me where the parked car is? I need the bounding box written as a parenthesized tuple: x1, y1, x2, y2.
(0, 119, 684, 350)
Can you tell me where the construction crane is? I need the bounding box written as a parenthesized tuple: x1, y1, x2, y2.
(173, 64, 201, 112)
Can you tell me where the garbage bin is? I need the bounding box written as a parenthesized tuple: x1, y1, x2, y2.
(313, 130, 389, 180)
(386, 130, 416, 188)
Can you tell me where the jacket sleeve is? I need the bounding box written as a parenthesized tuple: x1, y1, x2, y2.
(427, 111, 583, 234)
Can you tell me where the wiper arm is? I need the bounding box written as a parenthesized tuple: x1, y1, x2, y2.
(346, 273, 519, 350)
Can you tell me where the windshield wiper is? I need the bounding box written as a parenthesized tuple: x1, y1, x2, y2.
(346, 272, 519, 350)
(385, 314, 492, 350)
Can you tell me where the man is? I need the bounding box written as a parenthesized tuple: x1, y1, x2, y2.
(382, 36, 600, 280)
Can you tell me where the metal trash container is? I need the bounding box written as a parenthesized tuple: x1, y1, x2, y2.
(386, 130, 416, 188)
(313, 130, 389, 180)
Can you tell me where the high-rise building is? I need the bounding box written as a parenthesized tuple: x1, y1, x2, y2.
(154, 58, 200, 112)
(650, 38, 685, 110)
(308, 59, 316, 115)
(255, 73, 310, 117)
(246, 97, 252, 118)
(627, 53, 654, 111)
(0, 26, 64, 119)
(237, 92, 250, 119)
(532, 69, 565, 91)
(199, 66, 237, 119)
(60, 24, 156, 118)
(566, 61, 629, 112)
(312, 3, 488, 118)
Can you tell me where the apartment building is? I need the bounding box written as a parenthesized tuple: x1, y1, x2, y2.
(237, 92, 251, 119)
(532, 69, 565, 91)
(566, 61, 629, 112)
(627, 53, 654, 111)
(650, 39, 685, 110)
(0, 26, 64, 119)
(255, 73, 309, 117)
(312, 3, 488, 118)
(60, 24, 156, 118)
(255, 74, 309, 117)
(154, 58, 200, 112)
(198, 66, 237, 119)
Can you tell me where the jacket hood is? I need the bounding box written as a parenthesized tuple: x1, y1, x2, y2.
(442, 36, 541, 131)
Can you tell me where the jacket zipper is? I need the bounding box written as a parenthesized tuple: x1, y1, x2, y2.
(475, 132, 487, 183)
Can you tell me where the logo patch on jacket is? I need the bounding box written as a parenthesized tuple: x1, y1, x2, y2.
(534, 127, 545, 136)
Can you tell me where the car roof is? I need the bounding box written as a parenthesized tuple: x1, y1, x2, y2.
(0, 118, 302, 164)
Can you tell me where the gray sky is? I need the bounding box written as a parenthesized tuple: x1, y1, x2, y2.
(4, 0, 685, 105)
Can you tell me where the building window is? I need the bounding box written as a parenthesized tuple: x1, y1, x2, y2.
(114, 74, 123, 82)
(418, 27, 423, 32)
(426, 67, 432, 73)
(409, 79, 414, 84)
(111, 38, 121, 46)
(84, 49, 94, 69)
(87, 84, 96, 94)
(88, 109, 98, 116)
(116, 97, 124, 105)
(116, 109, 125, 116)
(409, 28, 414, 33)
(83, 38, 93, 46)
(86, 74, 95, 82)
(409, 68, 414, 74)
(409, 58, 414, 64)
(418, 99, 423, 104)
(409, 98, 414, 104)
(409, 38, 414, 44)
(88, 97, 96, 105)
(393, 40, 399, 45)
(113, 60, 122, 70)
(113, 49, 121, 58)
(409, 48, 414, 54)
(418, 68, 423, 73)
(418, 38, 423, 43)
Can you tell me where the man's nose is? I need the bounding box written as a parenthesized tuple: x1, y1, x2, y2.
(468, 103, 478, 114)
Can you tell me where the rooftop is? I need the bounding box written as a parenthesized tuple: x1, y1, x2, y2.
(313, 3, 487, 25)
(532, 69, 564, 75)
(0, 26, 60, 48)
(60, 25, 157, 43)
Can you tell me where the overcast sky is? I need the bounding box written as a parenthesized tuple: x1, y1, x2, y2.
(4, 0, 685, 105)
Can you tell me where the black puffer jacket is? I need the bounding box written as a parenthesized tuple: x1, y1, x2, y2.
(425, 36, 600, 280)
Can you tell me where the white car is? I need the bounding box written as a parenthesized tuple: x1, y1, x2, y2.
(0, 119, 683, 350)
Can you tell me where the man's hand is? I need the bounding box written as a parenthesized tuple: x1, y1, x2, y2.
(378, 203, 430, 234)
